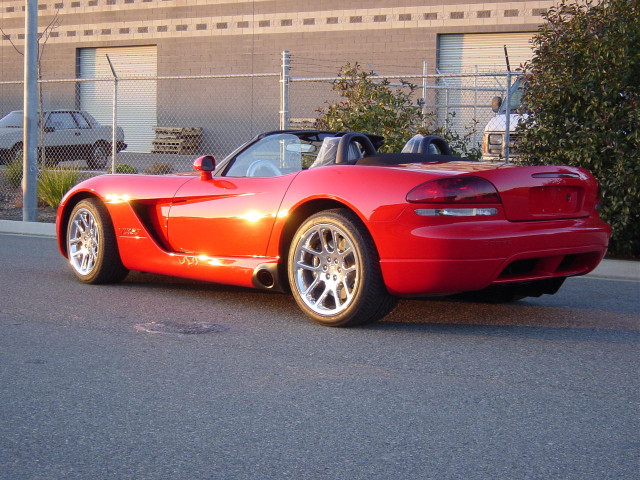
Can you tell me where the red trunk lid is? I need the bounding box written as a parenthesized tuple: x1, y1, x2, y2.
(474, 165, 600, 221)
(399, 162, 600, 221)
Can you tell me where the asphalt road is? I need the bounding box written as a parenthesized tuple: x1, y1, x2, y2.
(1, 234, 638, 480)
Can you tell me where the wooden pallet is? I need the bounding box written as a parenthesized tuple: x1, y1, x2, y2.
(153, 126, 202, 137)
(152, 126, 202, 154)
(289, 118, 317, 130)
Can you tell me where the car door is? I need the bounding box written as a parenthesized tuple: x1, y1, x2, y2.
(166, 133, 307, 258)
(71, 111, 97, 155)
(43, 111, 83, 159)
(166, 175, 296, 257)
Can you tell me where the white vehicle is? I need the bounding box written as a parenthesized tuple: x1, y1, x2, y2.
(0, 110, 126, 169)
(482, 77, 527, 162)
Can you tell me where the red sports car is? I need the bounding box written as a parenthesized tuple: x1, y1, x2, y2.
(56, 130, 610, 327)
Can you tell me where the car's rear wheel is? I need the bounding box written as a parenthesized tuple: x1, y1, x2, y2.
(288, 209, 396, 327)
(86, 143, 110, 170)
(67, 198, 128, 284)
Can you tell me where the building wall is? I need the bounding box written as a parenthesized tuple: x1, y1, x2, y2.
(2, 1, 552, 79)
(1, 1, 551, 154)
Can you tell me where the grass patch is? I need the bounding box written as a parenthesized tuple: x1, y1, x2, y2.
(37, 167, 80, 208)
(4, 160, 23, 188)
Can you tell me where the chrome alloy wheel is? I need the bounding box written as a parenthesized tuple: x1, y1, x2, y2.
(292, 223, 360, 316)
(68, 207, 100, 276)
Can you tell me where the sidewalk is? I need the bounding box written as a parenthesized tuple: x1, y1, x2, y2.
(1, 219, 638, 282)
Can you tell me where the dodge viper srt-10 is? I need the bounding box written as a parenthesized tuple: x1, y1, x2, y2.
(56, 130, 610, 327)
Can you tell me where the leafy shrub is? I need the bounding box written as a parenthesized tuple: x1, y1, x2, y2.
(518, 0, 639, 257)
(4, 160, 23, 188)
(316, 63, 481, 160)
(115, 163, 138, 174)
(145, 161, 173, 175)
(429, 113, 482, 161)
(37, 167, 79, 208)
(316, 63, 425, 153)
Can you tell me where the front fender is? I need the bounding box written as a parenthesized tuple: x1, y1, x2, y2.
(56, 174, 194, 257)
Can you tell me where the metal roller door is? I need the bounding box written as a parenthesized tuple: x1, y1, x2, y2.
(438, 33, 534, 73)
(78, 46, 157, 152)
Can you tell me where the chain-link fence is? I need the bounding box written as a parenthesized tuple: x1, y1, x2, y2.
(1, 60, 517, 217)
(289, 71, 520, 150)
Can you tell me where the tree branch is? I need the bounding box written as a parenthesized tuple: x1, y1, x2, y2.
(0, 26, 25, 57)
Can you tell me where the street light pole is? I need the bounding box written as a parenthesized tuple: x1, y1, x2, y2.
(22, 0, 39, 222)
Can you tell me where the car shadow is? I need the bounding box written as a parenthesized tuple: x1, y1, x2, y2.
(371, 296, 640, 344)
(118, 271, 639, 343)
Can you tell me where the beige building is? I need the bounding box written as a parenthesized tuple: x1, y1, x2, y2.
(1, 1, 551, 154)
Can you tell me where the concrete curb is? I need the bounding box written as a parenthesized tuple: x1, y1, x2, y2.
(0, 219, 56, 238)
(587, 258, 640, 282)
(0, 219, 638, 282)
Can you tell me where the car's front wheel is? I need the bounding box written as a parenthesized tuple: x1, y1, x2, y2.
(288, 209, 396, 327)
(86, 143, 110, 170)
(67, 198, 129, 284)
(10, 143, 23, 164)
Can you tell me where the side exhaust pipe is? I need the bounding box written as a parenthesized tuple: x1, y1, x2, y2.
(252, 263, 284, 292)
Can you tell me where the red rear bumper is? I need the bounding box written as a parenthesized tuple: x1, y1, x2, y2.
(377, 215, 610, 296)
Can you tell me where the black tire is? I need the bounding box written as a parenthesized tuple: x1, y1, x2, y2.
(287, 208, 397, 327)
(10, 143, 23, 164)
(66, 198, 129, 284)
(11, 143, 55, 167)
(86, 143, 109, 170)
(40, 150, 59, 168)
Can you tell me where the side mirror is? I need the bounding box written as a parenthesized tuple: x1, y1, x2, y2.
(193, 155, 215, 181)
(491, 96, 503, 113)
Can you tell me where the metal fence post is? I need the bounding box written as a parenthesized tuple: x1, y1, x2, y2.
(280, 50, 290, 130)
(473, 66, 479, 146)
(22, 0, 39, 222)
(106, 55, 118, 173)
(504, 70, 512, 164)
(422, 61, 428, 126)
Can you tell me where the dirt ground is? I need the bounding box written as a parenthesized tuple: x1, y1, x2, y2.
(0, 202, 57, 222)
(0, 175, 57, 223)
(0, 184, 57, 222)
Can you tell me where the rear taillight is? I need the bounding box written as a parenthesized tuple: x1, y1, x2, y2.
(595, 183, 602, 211)
(406, 176, 501, 204)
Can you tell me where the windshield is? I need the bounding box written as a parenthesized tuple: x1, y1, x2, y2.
(0, 111, 23, 128)
(501, 78, 525, 114)
(225, 133, 322, 177)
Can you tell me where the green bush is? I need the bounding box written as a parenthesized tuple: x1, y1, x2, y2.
(518, 0, 639, 257)
(4, 160, 23, 188)
(316, 63, 424, 153)
(316, 63, 481, 159)
(145, 161, 173, 175)
(37, 167, 80, 208)
(115, 163, 138, 174)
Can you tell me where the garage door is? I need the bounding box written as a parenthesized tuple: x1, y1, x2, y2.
(438, 33, 534, 73)
(78, 46, 157, 152)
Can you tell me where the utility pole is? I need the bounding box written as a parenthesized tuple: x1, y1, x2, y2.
(23, 0, 39, 222)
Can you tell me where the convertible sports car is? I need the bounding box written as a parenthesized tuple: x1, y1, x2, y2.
(56, 130, 610, 327)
